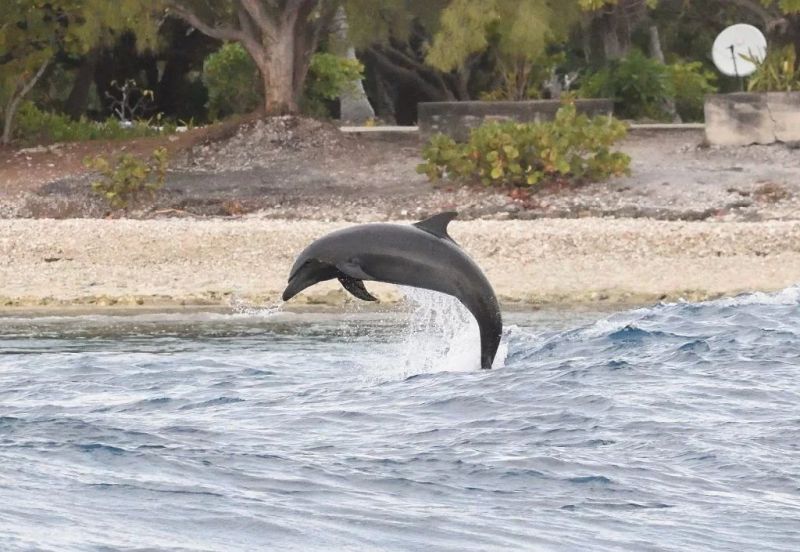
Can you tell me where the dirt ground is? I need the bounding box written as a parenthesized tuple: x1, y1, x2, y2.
(1, 118, 799, 221)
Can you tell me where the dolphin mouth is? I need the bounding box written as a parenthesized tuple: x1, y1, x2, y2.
(282, 274, 308, 301)
(282, 260, 336, 301)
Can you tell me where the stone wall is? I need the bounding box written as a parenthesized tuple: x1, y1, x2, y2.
(418, 99, 614, 141)
(704, 92, 800, 146)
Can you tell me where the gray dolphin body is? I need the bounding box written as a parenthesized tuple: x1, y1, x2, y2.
(281, 212, 503, 369)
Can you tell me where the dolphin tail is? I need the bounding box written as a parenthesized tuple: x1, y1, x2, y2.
(478, 318, 503, 369)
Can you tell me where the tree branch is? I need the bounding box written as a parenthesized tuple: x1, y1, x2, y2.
(165, 2, 245, 42)
(239, 0, 278, 37)
(377, 44, 455, 99)
(236, 5, 267, 64)
(3, 57, 51, 144)
(291, 0, 333, 97)
(364, 47, 449, 101)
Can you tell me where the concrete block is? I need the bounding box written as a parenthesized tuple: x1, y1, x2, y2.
(704, 92, 800, 146)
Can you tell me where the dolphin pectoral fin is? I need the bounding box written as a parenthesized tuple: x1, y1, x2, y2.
(338, 275, 378, 302)
(413, 211, 458, 242)
(336, 259, 373, 281)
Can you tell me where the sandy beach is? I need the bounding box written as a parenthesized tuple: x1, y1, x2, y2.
(2, 217, 800, 310)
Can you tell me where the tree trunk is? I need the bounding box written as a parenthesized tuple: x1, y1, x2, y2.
(64, 49, 99, 120)
(167, 0, 334, 116)
(260, 26, 297, 114)
(331, 7, 374, 123)
(601, 15, 624, 61)
(648, 25, 665, 64)
(2, 59, 50, 145)
(648, 25, 681, 123)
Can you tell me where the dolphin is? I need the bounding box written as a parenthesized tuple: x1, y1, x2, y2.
(281, 212, 503, 369)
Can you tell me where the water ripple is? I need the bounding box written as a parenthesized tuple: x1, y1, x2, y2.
(1, 288, 799, 550)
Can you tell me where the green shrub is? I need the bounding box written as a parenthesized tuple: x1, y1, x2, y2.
(666, 61, 717, 121)
(202, 42, 263, 120)
(302, 53, 364, 117)
(479, 52, 568, 101)
(417, 103, 630, 187)
(85, 147, 168, 208)
(14, 102, 164, 145)
(745, 44, 800, 92)
(580, 50, 670, 120)
(580, 50, 717, 121)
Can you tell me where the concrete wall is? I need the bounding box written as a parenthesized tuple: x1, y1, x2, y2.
(705, 92, 800, 146)
(418, 99, 614, 141)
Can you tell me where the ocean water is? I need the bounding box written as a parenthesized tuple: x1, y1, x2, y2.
(1, 288, 799, 551)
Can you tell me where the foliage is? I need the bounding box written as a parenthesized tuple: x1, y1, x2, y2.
(427, 0, 578, 71)
(302, 53, 364, 117)
(479, 52, 570, 101)
(745, 44, 800, 92)
(0, 0, 160, 143)
(666, 61, 718, 121)
(580, 50, 670, 119)
(105, 79, 155, 122)
(417, 103, 630, 187)
(578, 0, 658, 10)
(85, 147, 169, 208)
(202, 42, 262, 120)
(343, 0, 446, 49)
(580, 50, 716, 121)
(424, 0, 579, 100)
(761, 0, 800, 14)
(14, 103, 165, 145)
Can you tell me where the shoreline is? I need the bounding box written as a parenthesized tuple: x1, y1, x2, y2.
(2, 217, 800, 312)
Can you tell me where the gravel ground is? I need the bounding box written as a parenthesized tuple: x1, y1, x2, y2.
(2, 217, 800, 309)
(3, 123, 799, 221)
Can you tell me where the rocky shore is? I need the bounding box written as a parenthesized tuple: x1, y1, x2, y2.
(2, 122, 800, 223)
(2, 217, 800, 310)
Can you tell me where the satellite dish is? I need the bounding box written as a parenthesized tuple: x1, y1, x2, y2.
(712, 24, 767, 77)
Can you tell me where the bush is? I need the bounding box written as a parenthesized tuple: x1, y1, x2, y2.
(85, 147, 168, 208)
(666, 61, 717, 121)
(14, 102, 165, 145)
(745, 44, 800, 92)
(580, 50, 717, 121)
(302, 53, 364, 117)
(580, 50, 670, 120)
(417, 103, 630, 187)
(202, 42, 263, 120)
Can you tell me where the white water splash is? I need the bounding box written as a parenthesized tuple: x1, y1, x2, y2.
(370, 286, 506, 379)
(579, 284, 800, 339)
(712, 284, 800, 307)
(229, 296, 285, 317)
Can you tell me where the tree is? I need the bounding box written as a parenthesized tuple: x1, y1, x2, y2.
(425, 0, 580, 100)
(578, 0, 656, 63)
(164, 0, 340, 114)
(1, 1, 73, 144)
(0, 0, 159, 144)
(346, 0, 464, 111)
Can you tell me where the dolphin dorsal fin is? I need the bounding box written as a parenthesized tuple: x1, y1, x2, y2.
(413, 211, 458, 241)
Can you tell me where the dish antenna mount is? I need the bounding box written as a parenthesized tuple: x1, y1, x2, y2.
(712, 23, 767, 78)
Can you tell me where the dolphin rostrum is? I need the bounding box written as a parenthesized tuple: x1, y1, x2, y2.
(281, 212, 503, 369)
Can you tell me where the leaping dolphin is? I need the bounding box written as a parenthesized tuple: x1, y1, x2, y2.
(281, 212, 502, 369)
